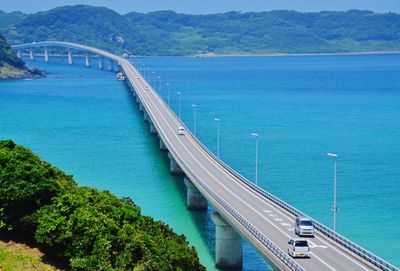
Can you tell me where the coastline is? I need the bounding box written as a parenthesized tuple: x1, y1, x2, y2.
(210, 50, 400, 57)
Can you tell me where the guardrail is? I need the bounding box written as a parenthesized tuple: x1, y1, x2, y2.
(128, 60, 399, 271)
(126, 62, 304, 271)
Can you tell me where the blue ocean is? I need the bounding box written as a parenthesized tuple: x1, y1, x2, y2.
(1, 54, 399, 270)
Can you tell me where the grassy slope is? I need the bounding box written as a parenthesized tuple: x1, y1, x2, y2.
(0, 241, 61, 271)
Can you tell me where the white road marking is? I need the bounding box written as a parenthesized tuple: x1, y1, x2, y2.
(280, 223, 291, 227)
(268, 213, 276, 217)
(263, 209, 272, 213)
(274, 218, 283, 222)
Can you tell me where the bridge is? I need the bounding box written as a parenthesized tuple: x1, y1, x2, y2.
(12, 41, 399, 271)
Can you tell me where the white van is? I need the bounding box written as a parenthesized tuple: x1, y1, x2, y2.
(178, 127, 185, 135)
(288, 238, 310, 258)
(295, 216, 314, 237)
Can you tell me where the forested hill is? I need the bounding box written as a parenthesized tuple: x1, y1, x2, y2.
(1, 5, 400, 55)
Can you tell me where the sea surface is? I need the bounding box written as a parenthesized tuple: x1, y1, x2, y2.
(1, 54, 399, 270)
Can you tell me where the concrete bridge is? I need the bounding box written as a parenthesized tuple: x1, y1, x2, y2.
(12, 41, 399, 271)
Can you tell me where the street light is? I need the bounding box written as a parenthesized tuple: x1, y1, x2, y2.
(327, 152, 338, 232)
(167, 83, 170, 106)
(177, 92, 182, 118)
(152, 71, 155, 88)
(215, 118, 220, 158)
(192, 104, 197, 136)
(251, 133, 259, 186)
(158, 76, 162, 96)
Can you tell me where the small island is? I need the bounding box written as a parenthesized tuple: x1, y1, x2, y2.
(0, 33, 44, 80)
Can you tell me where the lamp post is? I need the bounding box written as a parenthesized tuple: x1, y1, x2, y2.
(177, 92, 182, 118)
(251, 133, 259, 186)
(215, 118, 220, 158)
(327, 152, 338, 232)
(167, 83, 170, 106)
(192, 104, 197, 136)
(158, 76, 162, 96)
(152, 71, 155, 88)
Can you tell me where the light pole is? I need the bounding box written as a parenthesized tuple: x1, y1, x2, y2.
(215, 118, 220, 158)
(158, 76, 162, 96)
(192, 104, 197, 136)
(327, 152, 338, 232)
(251, 133, 259, 186)
(167, 83, 170, 106)
(177, 92, 182, 118)
(152, 71, 155, 88)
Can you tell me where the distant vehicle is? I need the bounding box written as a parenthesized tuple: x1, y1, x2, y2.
(178, 127, 185, 135)
(295, 216, 314, 237)
(136, 76, 140, 79)
(145, 85, 149, 90)
(288, 238, 310, 258)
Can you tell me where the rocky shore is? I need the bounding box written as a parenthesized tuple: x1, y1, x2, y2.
(0, 63, 46, 80)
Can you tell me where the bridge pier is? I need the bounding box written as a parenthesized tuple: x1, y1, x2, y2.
(139, 102, 144, 112)
(109, 60, 115, 71)
(184, 178, 207, 211)
(159, 138, 168, 152)
(17, 50, 21, 58)
(143, 111, 150, 123)
(211, 212, 243, 270)
(29, 49, 34, 61)
(168, 153, 184, 175)
(67, 50, 73, 65)
(85, 53, 91, 67)
(150, 122, 157, 135)
(44, 49, 49, 62)
(98, 56, 104, 69)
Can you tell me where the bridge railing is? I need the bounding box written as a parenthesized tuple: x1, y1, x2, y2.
(126, 63, 304, 271)
(128, 60, 399, 271)
(185, 122, 399, 271)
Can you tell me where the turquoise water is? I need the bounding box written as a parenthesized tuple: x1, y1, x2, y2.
(1, 54, 400, 269)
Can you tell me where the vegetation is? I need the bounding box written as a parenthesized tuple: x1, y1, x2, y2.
(1, 5, 400, 55)
(0, 32, 25, 68)
(0, 241, 61, 271)
(0, 140, 205, 270)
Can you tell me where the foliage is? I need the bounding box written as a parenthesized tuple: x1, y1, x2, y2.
(0, 32, 25, 68)
(0, 140, 76, 231)
(1, 6, 400, 55)
(0, 140, 205, 270)
(0, 240, 61, 271)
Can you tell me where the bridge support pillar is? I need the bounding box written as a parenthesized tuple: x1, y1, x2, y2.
(168, 153, 184, 175)
(135, 96, 140, 104)
(150, 122, 157, 135)
(184, 178, 207, 211)
(99, 56, 104, 69)
(29, 49, 34, 61)
(17, 50, 21, 58)
(144, 111, 151, 123)
(85, 53, 91, 67)
(67, 50, 73, 65)
(108, 60, 115, 71)
(44, 49, 49, 62)
(211, 212, 242, 270)
(139, 102, 144, 112)
(159, 139, 168, 152)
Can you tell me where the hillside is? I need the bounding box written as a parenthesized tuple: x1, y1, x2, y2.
(0, 32, 42, 79)
(0, 139, 205, 270)
(1, 6, 400, 55)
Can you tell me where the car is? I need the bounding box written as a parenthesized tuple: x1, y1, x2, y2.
(178, 127, 185, 135)
(295, 216, 315, 237)
(136, 76, 140, 79)
(288, 238, 310, 258)
(145, 85, 149, 90)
